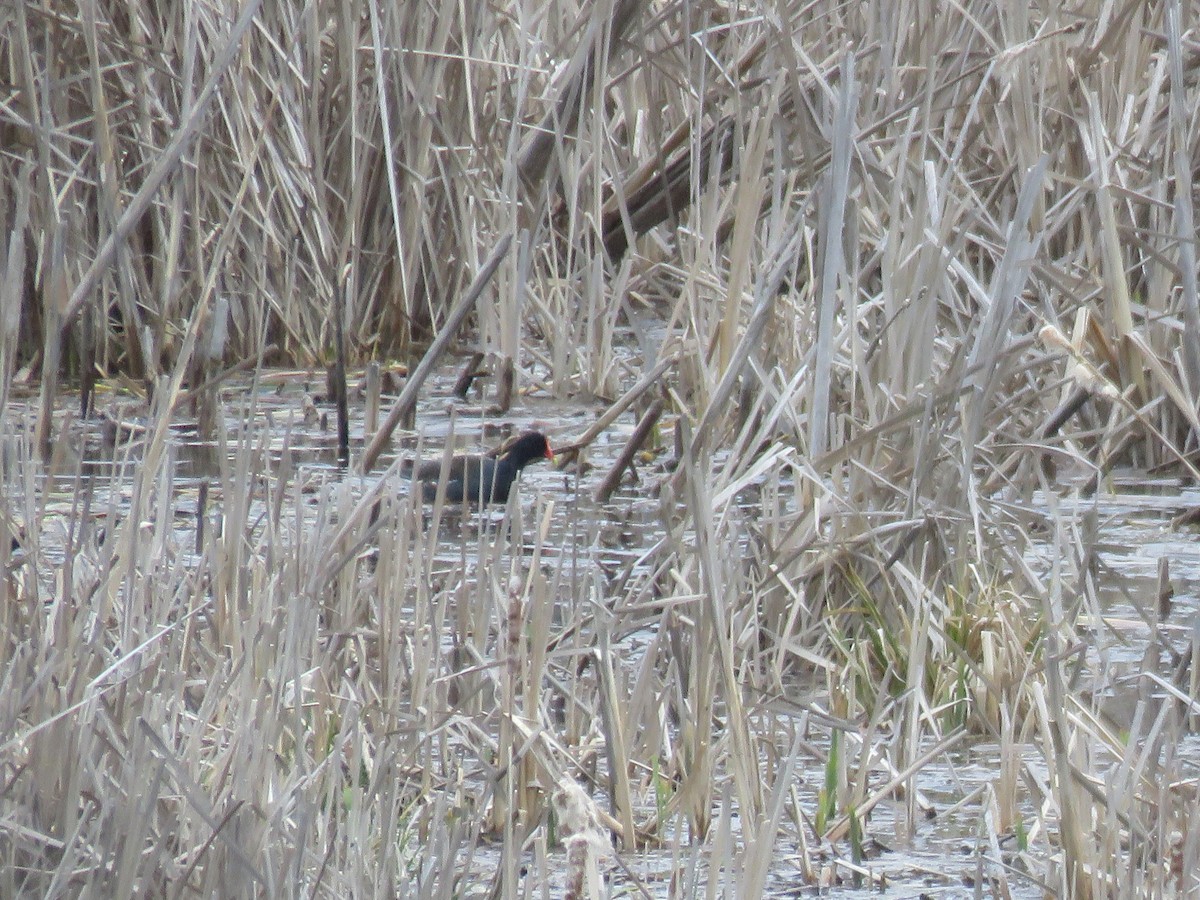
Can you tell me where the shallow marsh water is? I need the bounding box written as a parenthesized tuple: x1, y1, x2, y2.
(4, 371, 1200, 897)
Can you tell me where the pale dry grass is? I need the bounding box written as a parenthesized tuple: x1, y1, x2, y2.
(4, 0, 1200, 896)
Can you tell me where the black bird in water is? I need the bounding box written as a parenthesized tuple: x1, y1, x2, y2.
(400, 431, 554, 504)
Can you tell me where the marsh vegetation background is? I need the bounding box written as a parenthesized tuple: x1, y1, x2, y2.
(3, 0, 1200, 896)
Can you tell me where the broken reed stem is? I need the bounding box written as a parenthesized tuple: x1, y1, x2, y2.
(556, 353, 678, 460)
(359, 233, 513, 473)
(453, 351, 487, 399)
(594, 397, 664, 502)
(333, 280, 350, 469)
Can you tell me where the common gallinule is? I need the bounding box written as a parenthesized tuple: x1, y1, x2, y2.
(401, 431, 554, 504)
